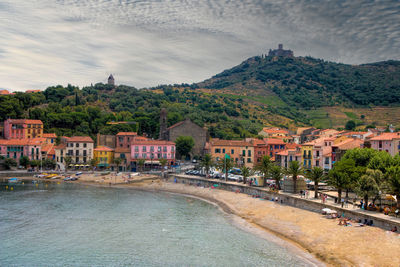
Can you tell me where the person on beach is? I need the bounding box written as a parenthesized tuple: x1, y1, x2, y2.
(341, 198, 345, 208)
(391, 226, 398, 232)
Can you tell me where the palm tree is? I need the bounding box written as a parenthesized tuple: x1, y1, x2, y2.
(90, 158, 98, 171)
(307, 167, 325, 198)
(240, 166, 252, 184)
(218, 157, 233, 181)
(113, 157, 123, 172)
(286, 161, 302, 193)
(201, 154, 213, 178)
(159, 158, 168, 176)
(64, 156, 72, 172)
(257, 155, 272, 187)
(270, 165, 283, 190)
(356, 169, 380, 208)
(386, 166, 400, 208)
(137, 159, 145, 172)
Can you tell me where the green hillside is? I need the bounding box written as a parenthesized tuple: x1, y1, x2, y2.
(1, 54, 400, 140)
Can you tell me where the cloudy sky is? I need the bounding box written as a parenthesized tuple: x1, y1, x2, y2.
(0, 0, 399, 91)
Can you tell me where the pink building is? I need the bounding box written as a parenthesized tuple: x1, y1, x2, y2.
(131, 139, 176, 171)
(115, 132, 138, 171)
(369, 133, 400, 156)
(4, 119, 43, 139)
(0, 138, 43, 162)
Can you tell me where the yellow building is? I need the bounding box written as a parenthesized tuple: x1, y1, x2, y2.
(94, 146, 114, 168)
(210, 139, 254, 168)
(301, 143, 313, 169)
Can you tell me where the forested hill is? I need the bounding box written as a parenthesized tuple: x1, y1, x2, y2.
(196, 56, 400, 108)
(1, 55, 400, 141)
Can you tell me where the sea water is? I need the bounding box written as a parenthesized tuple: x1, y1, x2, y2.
(0, 181, 312, 266)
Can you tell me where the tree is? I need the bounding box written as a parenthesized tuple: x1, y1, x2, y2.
(356, 169, 380, 208)
(270, 165, 283, 190)
(201, 154, 213, 178)
(257, 155, 273, 187)
(114, 157, 123, 172)
(159, 158, 168, 175)
(90, 158, 98, 171)
(218, 156, 233, 181)
(386, 166, 400, 208)
(64, 156, 72, 171)
(345, 120, 356, 130)
(175, 136, 195, 160)
(328, 159, 354, 202)
(240, 166, 252, 184)
(43, 159, 56, 169)
(19, 156, 30, 169)
(137, 159, 145, 172)
(286, 161, 303, 193)
(306, 167, 325, 198)
(3, 158, 17, 170)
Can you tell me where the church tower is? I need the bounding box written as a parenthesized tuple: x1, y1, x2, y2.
(108, 74, 115, 86)
(159, 108, 168, 140)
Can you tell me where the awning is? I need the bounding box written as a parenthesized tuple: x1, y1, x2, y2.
(144, 161, 160, 165)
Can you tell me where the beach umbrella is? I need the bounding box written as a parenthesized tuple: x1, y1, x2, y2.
(321, 208, 331, 214)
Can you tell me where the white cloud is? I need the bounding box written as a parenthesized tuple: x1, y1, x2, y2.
(0, 0, 399, 91)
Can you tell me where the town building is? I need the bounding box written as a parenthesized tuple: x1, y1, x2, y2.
(64, 136, 94, 165)
(94, 146, 114, 169)
(3, 119, 43, 139)
(247, 138, 267, 164)
(369, 133, 400, 157)
(43, 133, 57, 144)
(265, 138, 287, 160)
(0, 138, 43, 162)
(130, 139, 176, 171)
(114, 132, 138, 171)
(258, 127, 289, 138)
(108, 74, 115, 86)
(276, 146, 302, 169)
(163, 118, 208, 158)
(210, 139, 254, 168)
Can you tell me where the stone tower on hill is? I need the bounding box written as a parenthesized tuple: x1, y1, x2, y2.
(268, 44, 294, 57)
(108, 74, 115, 86)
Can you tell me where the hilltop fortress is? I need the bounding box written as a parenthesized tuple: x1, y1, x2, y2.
(268, 44, 294, 57)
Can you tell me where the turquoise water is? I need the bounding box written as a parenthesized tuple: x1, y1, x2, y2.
(0, 181, 311, 266)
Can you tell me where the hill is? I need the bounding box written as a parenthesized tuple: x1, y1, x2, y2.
(1, 53, 400, 140)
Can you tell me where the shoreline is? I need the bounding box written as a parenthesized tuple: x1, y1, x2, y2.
(5, 176, 400, 266)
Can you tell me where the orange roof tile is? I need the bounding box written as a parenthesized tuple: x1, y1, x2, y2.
(94, 146, 114, 152)
(43, 133, 57, 138)
(264, 138, 286, 145)
(66, 136, 94, 143)
(7, 119, 43, 124)
(25, 90, 41, 93)
(369, 133, 400, 141)
(116, 132, 137, 136)
(210, 139, 252, 147)
(132, 140, 176, 146)
(0, 138, 44, 146)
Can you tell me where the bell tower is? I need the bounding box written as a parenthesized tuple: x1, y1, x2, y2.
(159, 108, 168, 140)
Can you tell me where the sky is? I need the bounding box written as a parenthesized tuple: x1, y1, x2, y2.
(0, 0, 399, 91)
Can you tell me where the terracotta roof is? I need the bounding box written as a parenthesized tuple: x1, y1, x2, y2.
(261, 128, 289, 134)
(25, 90, 41, 93)
(369, 133, 400, 141)
(286, 143, 300, 149)
(132, 140, 176, 146)
(0, 89, 13, 95)
(167, 120, 185, 130)
(94, 146, 114, 152)
(264, 138, 286, 145)
(133, 136, 149, 141)
(247, 138, 266, 146)
(276, 149, 297, 156)
(115, 148, 131, 153)
(210, 139, 252, 147)
(41, 144, 54, 152)
(54, 144, 66, 149)
(7, 119, 43, 124)
(0, 138, 44, 146)
(334, 139, 364, 150)
(116, 132, 137, 136)
(66, 136, 94, 143)
(322, 146, 332, 156)
(43, 133, 57, 138)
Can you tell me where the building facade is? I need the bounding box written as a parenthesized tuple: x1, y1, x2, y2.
(210, 139, 254, 168)
(64, 136, 94, 164)
(4, 119, 43, 139)
(94, 146, 114, 168)
(130, 140, 176, 171)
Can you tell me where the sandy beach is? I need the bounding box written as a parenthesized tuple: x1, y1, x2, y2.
(31, 173, 400, 266)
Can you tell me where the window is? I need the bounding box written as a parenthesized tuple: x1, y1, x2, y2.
(171, 147, 175, 152)
(142, 153, 147, 158)
(68, 150, 73, 156)
(163, 147, 167, 152)
(163, 153, 167, 158)
(316, 151, 320, 157)
(150, 146, 154, 152)
(270, 145, 273, 150)
(83, 150, 87, 156)
(325, 157, 329, 164)
(274, 145, 279, 149)
(135, 146, 139, 152)
(215, 148, 221, 153)
(231, 149, 234, 154)
(83, 143, 87, 148)
(76, 143, 79, 148)
(143, 147, 147, 152)
(135, 153, 139, 158)
(120, 153, 125, 158)
(76, 150, 79, 156)
(83, 157, 87, 163)
(157, 153, 161, 158)
(247, 158, 251, 163)
(61, 157, 63, 163)
(118, 137, 123, 143)
(76, 157, 79, 163)
(248, 150, 251, 157)
(158, 146, 162, 152)
(222, 148, 225, 153)
(316, 160, 319, 166)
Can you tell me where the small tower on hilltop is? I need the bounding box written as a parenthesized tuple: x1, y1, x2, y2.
(159, 108, 168, 140)
(108, 74, 115, 86)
